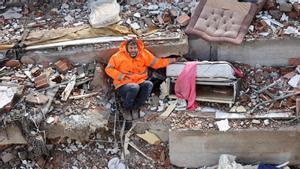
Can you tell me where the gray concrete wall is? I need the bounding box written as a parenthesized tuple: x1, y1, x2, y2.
(188, 37, 300, 66)
(187, 35, 211, 61)
(169, 125, 300, 168)
(21, 35, 189, 65)
(218, 38, 300, 66)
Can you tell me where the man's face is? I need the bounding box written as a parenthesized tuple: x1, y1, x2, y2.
(127, 42, 138, 58)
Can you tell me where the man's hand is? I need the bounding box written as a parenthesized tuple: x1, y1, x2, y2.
(177, 56, 187, 62)
(126, 74, 144, 80)
(169, 55, 187, 62)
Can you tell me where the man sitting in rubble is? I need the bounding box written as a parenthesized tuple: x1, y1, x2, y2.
(105, 38, 176, 120)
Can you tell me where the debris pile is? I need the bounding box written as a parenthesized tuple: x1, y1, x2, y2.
(0, 58, 111, 159)
(247, 0, 300, 40)
(1, 0, 300, 44)
(0, 0, 196, 44)
(0, 1, 89, 44)
(119, 0, 196, 34)
(142, 62, 300, 130)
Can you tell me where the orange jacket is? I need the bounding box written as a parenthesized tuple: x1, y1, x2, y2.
(105, 39, 176, 89)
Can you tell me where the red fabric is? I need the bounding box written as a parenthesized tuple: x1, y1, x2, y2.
(232, 66, 244, 78)
(175, 62, 197, 110)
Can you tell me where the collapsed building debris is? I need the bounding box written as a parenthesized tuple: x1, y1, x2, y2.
(0, 58, 111, 161)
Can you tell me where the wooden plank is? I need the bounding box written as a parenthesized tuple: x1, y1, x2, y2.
(160, 101, 177, 119)
(69, 92, 99, 100)
(136, 131, 161, 145)
(61, 75, 76, 101)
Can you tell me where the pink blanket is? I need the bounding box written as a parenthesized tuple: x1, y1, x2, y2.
(175, 62, 197, 110)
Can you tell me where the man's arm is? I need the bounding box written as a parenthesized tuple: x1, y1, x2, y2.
(105, 55, 126, 81)
(143, 50, 176, 69)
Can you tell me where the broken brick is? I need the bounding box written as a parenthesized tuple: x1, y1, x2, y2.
(263, 0, 276, 10)
(162, 9, 172, 23)
(255, 20, 268, 32)
(31, 67, 41, 77)
(52, 74, 64, 83)
(54, 59, 72, 74)
(293, 3, 300, 13)
(283, 71, 296, 79)
(287, 11, 299, 20)
(176, 14, 190, 27)
(288, 58, 300, 66)
(5, 59, 21, 68)
(35, 74, 49, 89)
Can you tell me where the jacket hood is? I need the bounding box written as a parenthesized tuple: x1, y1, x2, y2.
(119, 38, 144, 57)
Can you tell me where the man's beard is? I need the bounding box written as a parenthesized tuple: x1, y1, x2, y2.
(130, 52, 138, 58)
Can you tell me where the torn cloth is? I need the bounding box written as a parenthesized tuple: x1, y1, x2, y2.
(175, 62, 197, 110)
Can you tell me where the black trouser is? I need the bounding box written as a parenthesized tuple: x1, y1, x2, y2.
(118, 80, 153, 110)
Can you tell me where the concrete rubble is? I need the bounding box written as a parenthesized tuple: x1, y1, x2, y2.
(0, 57, 111, 164)
(0, 0, 197, 44)
(246, 0, 300, 40)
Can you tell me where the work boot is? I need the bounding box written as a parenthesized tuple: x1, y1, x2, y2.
(131, 109, 140, 120)
(122, 111, 132, 121)
(119, 106, 132, 121)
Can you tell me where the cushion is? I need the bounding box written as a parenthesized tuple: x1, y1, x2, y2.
(186, 0, 259, 44)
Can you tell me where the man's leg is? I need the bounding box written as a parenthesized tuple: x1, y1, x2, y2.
(118, 83, 140, 109)
(118, 83, 140, 120)
(134, 80, 153, 109)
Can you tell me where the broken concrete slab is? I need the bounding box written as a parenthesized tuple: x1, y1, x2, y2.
(279, 3, 293, 12)
(91, 64, 109, 93)
(217, 38, 300, 66)
(25, 92, 49, 104)
(188, 37, 300, 66)
(0, 126, 27, 145)
(1, 152, 15, 163)
(21, 33, 188, 65)
(43, 106, 110, 142)
(0, 84, 24, 113)
(134, 121, 169, 142)
(169, 125, 300, 168)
